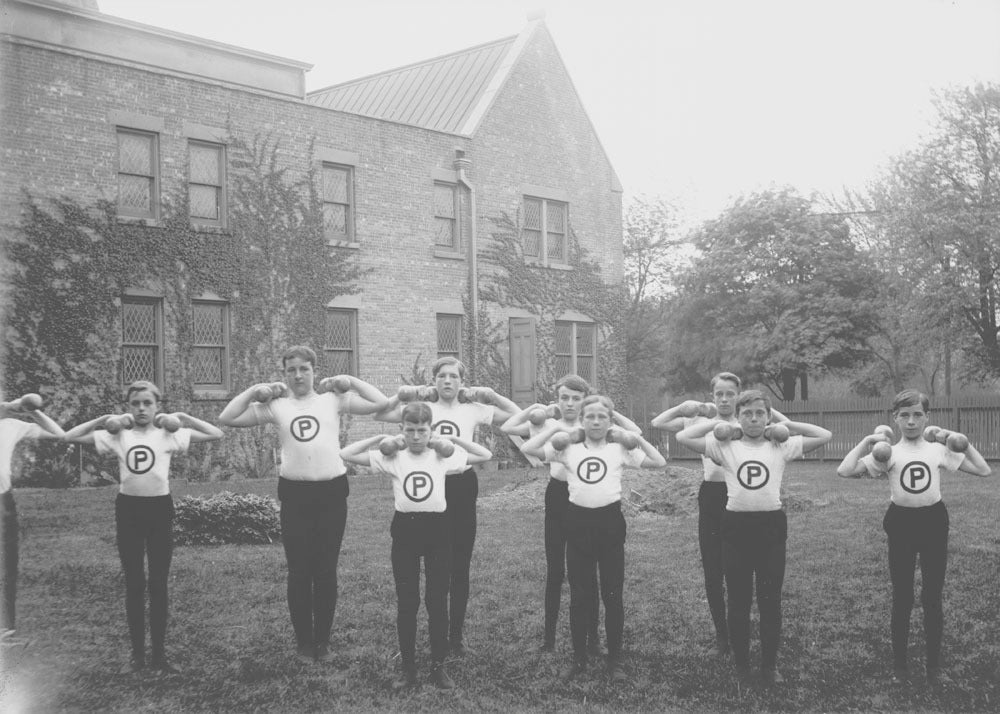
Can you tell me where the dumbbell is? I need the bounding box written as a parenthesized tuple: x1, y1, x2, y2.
(551, 428, 585, 450)
(429, 437, 455, 457)
(528, 404, 561, 425)
(607, 427, 639, 449)
(713, 423, 743, 441)
(764, 423, 789, 443)
(11, 393, 43, 411)
(873, 425, 894, 442)
(105, 414, 135, 434)
(872, 442, 892, 462)
(318, 376, 351, 394)
(378, 434, 406, 456)
(154, 413, 181, 432)
(458, 387, 490, 404)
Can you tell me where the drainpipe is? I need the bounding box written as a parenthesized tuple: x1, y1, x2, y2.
(454, 149, 477, 378)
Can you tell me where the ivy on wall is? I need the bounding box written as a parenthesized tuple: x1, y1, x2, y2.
(475, 210, 627, 407)
(1, 131, 363, 485)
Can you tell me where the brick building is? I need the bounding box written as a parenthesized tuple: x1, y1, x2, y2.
(0, 0, 624, 455)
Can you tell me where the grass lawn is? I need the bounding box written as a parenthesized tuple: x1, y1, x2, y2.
(1, 459, 997, 712)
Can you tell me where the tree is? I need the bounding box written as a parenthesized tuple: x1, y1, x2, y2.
(837, 83, 1000, 391)
(622, 196, 689, 393)
(663, 188, 880, 400)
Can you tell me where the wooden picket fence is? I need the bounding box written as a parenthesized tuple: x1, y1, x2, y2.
(649, 394, 1000, 462)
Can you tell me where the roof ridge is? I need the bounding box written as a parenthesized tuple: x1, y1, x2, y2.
(307, 34, 518, 97)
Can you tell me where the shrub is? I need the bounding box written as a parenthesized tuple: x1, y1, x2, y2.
(173, 491, 280, 546)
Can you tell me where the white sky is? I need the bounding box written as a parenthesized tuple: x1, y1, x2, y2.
(97, 0, 1000, 225)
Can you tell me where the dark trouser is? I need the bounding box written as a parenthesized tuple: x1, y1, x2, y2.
(1, 491, 18, 631)
(391, 511, 451, 668)
(566, 501, 626, 663)
(883, 500, 949, 671)
(722, 509, 787, 672)
(278, 476, 349, 649)
(445, 468, 477, 645)
(115, 493, 174, 659)
(698, 481, 728, 642)
(544, 479, 599, 647)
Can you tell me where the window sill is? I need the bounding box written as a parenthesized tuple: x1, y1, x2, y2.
(327, 240, 360, 249)
(190, 223, 229, 234)
(116, 215, 159, 227)
(193, 390, 231, 401)
(433, 247, 466, 260)
(524, 259, 572, 271)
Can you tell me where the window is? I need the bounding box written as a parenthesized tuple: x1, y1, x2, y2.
(437, 314, 463, 360)
(323, 308, 357, 376)
(322, 164, 355, 243)
(434, 182, 458, 250)
(117, 129, 159, 220)
(523, 197, 568, 265)
(121, 297, 163, 386)
(191, 300, 230, 391)
(189, 141, 226, 226)
(555, 320, 596, 384)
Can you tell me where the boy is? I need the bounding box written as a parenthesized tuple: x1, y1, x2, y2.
(836, 389, 990, 686)
(218, 346, 389, 664)
(503, 375, 641, 654)
(522, 394, 666, 682)
(676, 389, 830, 685)
(341, 402, 492, 689)
(64, 381, 223, 673)
(652, 373, 788, 657)
(376, 357, 517, 656)
(0, 392, 64, 644)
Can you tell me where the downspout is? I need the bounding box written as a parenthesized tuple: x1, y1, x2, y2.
(454, 149, 477, 378)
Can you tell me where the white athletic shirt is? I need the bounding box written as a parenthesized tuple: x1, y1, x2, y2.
(251, 392, 346, 481)
(94, 426, 192, 497)
(684, 414, 736, 483)
(528, 418, 573, 482)
(370, 446, 470, 513)
(860, 438, 964, 508)
(430, 400, 494, 441)
(704, 434, 804, 512)
(543, 440, 646, 508)
(0, 419, 45, 494)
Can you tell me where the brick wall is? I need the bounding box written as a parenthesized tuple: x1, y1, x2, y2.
(0, 22, 624, 429)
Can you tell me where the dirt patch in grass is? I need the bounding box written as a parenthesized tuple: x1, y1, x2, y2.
(480, 464, 826, 518)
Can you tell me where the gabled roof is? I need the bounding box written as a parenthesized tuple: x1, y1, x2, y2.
(306, 27, 531, 136)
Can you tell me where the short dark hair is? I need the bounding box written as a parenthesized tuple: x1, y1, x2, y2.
(554, 374, 591, 395)
(431, 356, 466, 380)
(282, 345, 317, 369)
(125, 380, 161, 403)
(891, 389, 930, 414)
(401, 401, 433, 424)
(581, 394, 614, 416)
(710, 372, 741, 391)
(736, 389, 771, 414)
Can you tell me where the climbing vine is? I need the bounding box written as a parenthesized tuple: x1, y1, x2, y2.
(474, 210, 627, 406)
(1, 130, 364, 485)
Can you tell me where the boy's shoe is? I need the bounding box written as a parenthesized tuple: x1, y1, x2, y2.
(429, 662, 455, 689)
(608, 658, 628, 683)
(560, 659, 587, 683)
(709, 634, 731, 658)
(392, 666, 419, 691)
(539, 639, 555, 653)
(0, 629, 29, 647)
(315, 643, 335, 663)
(119, 655, 145, 675)
(295, 643, 315, 663)
(891, 666, 908, 685)
(449, 641, 475, 658)
(735, 665, 753, 687)
(760, 668, 784, 686)
(150, 656, 179, 675)
(926, 667, 951, 687)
